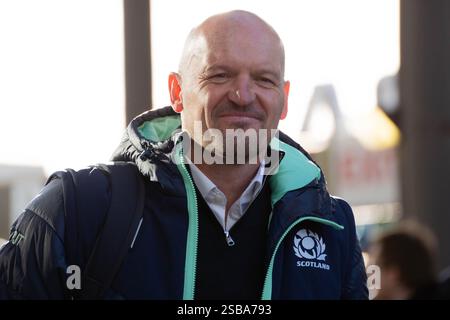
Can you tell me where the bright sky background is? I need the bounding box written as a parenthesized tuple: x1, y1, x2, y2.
(0, 0, 399, 176)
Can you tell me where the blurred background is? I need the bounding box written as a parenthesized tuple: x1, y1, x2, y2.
(0, 0, 449, 299)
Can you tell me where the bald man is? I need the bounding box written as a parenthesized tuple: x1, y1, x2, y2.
(0, 11, 368, 300)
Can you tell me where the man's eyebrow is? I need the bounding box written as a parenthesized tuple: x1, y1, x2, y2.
(202, 66, 281, 76)
(253, 69, 282, 79)
(202, 65, 231, 73)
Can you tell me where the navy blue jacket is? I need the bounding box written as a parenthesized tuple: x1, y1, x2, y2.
(0, 107, 368, 299)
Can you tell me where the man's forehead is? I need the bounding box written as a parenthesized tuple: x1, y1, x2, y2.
(196, 10, 279, 38)
(179, 10, 285, 76)
(201, 55, 283, 77)
(197, 13, 282, 49)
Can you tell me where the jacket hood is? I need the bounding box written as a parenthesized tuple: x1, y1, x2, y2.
(111, 106, 333, 218)
(111, 107, 186, 195)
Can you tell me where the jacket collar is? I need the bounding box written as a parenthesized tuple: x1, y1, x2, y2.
(111, 106, 335, 219)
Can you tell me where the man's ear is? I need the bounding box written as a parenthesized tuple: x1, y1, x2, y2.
(169, 72, 183, 113)
(280, 80, 290, 120)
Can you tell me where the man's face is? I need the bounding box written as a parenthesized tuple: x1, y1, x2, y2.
(172, 22, 289, 157)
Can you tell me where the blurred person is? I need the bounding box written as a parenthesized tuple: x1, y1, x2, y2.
(369, 221, 442, 300)
(0, 10, 367, 299)
(438, 266, 450, 299)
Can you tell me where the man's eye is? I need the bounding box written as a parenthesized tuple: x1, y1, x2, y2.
(211, 73, 228, 79)
(259, 77, 276, 85)
(205, 73, 230, 84)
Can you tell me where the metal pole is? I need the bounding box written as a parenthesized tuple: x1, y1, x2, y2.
(123, 0, 152, 124)
(400, 0, 450, 269)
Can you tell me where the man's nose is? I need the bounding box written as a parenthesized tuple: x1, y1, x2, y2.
(228, 76, 256, 106)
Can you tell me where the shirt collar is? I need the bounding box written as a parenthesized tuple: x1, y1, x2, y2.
(188, 160, 217, 199)
(187, 159, 265, 203)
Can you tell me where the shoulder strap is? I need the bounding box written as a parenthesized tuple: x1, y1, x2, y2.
(80, 162, 145, 299)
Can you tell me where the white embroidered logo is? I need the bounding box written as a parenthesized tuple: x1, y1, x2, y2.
(293, 229, 330, 270)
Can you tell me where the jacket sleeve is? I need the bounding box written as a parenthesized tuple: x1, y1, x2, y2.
(0, 178, 68, 299)
(337, 198, 369, 300)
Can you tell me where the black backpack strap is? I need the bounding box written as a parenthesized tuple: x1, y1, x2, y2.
(80, 162, 145, 299)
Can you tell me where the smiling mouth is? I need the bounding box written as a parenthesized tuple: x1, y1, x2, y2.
(218, 113, 262, 120)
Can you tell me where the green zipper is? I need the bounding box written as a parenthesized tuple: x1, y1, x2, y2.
(175, 143, 199, 300)
(261, 216, 344, 300)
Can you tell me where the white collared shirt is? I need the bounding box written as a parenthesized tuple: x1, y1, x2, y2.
(188, 160, 265, 233)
